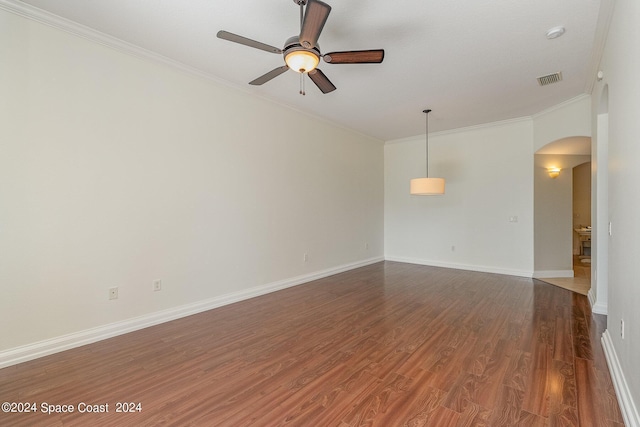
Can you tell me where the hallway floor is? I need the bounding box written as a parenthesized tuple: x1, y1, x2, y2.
(538, 256, 591, 296)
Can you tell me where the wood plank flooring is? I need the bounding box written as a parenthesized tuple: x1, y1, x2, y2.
(0, 261, 623, 426)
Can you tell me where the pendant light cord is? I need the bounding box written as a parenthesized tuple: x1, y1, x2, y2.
(424, 109, 431, 177)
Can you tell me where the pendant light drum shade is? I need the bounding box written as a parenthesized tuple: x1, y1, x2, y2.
(410, 177, 445, 195)
(410, 109, 445, 195)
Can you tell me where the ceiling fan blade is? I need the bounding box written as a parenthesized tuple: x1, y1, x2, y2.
(323, 49, 385, 64)
(308, 69, 336, 94)
(217, 30, 282, 54)
(299, 0, 331, 49)
(249, 66, 290, 85)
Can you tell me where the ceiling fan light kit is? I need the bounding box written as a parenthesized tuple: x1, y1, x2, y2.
(217, 0, 384, 95)
(283, 36, 320, 73)
(410, 109, 445, 196)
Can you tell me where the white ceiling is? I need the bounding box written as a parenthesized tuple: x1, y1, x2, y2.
(13, 0, 607, 141)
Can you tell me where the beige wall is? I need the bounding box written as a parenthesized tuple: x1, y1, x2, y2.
(593, 0, 640, 421)
(573, 162, 592, 228)
(533, 96, 591, 152)
(385, 119, 535, 277)
(0, 9, 384, 356)
(572, 162, 591, 253)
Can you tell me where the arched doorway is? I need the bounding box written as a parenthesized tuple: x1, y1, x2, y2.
(533, 137, 592, 294)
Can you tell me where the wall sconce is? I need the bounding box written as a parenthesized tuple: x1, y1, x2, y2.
(548, 167, 561, 179)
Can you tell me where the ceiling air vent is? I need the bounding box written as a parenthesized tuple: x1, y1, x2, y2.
(537, 72, 563, 86)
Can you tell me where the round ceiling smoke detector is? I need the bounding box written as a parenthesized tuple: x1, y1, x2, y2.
(546, 26, 566, 39)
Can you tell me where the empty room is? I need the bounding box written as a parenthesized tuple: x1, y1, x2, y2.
(1, 0, 638, 425)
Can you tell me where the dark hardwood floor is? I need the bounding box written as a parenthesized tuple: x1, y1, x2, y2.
(0, 261, 623, 426)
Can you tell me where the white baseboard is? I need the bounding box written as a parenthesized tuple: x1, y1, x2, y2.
(0, 256, 384, 369)
(588, 288, 596, 307)
(385, 255, 533, 278)
(533, 270, 574, 279)
(588, 288, 608, 314)
(602, 330, 640, 426)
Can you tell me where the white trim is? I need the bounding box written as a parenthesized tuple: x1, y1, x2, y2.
(0, 0, 216, 83)
(588, 288, 608, 315)
(385, 95, 588, 146)
(385, 256, 533, 278)
(533, 270, 574, 279)
(385, 116, 532, 145)
(530, 94, 592, 120)
(588, 287, 597, 308)
(0, 257, 384, 369)
(602, 330, 640, 427)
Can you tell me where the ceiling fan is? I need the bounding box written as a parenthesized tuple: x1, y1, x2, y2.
(217, 0, 384, 95)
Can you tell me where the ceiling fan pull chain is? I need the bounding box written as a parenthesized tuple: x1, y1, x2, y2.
(300, 73, 306, 95)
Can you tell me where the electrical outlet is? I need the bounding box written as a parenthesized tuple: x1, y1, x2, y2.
(109, 287, 118, 300)
(509, 216, 518, 223)
(153, 279, 162, 292)
(621, 319, 625, 339)
(303, 253, 308, 262)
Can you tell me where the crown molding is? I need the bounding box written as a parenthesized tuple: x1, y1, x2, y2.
(0, 0, 219, 83)
(530, 94, 591, 120)
(385, 116, 532, 145)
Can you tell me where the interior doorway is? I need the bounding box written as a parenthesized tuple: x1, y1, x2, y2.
(533, 137, 592, 295)
(572, 161, 592, 288)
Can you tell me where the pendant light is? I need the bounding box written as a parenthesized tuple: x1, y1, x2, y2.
(410, 109, 445, 195)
